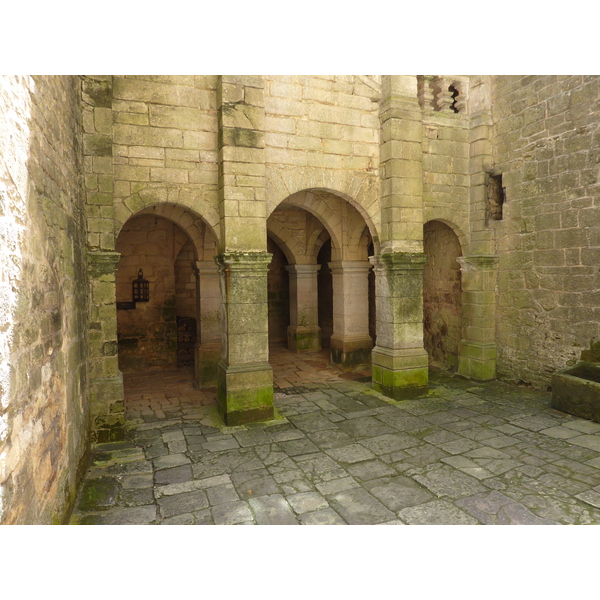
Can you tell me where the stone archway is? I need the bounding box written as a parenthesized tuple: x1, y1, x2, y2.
(267, 189, 375, 370)
(423, 220, 463, 369)
(114, 202, 221, 389)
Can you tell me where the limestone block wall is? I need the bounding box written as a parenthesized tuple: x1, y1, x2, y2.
(420, 76, 470, 250)
(263, 76, 381, 237)
(0, 76, 89, 524)
(111, 76, 220, 239)
(491, 75, 600, 388)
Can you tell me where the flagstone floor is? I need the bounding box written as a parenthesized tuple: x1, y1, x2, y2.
(70, 344, 600, 525)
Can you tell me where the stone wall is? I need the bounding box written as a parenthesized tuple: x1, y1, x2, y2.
(263, 75, 381, 235)
(0, 76, 89, 523)
(491, 75, 600, 388)
(111, 76, 220, 240)
(420, 77, 470, 240)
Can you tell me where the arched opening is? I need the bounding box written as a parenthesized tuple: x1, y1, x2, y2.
(115, 206, 220, 386)
(423, 220, 463, 370)
(115, 214, 191, 371)
(267, 189, 375, 374)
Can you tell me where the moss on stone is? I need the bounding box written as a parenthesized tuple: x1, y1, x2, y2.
(372, 363, 429, 400)
(331, 346, 372, 371)
(78, 477, 119, 512)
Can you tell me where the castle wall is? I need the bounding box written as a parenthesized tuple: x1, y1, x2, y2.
(0, 76, 89, 523)
(491, 75, 600, 388)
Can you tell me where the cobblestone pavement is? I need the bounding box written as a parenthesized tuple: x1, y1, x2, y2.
(70, 346, 600, 525)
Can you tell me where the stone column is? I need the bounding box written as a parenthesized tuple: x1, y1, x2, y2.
(193, 261, 221, 388)
(215, 252, 273, 425)
(329, 261, 372, 370)
(87, 251, 125, 442)
(370, 253, 429, 399)
(373, 75, 429, 399)
(216, 76, 273, 424)
(457, 255, 499, 380)
(286, 264, 321, 352)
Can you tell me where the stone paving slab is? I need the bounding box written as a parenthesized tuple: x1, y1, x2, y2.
(69, 353, 600, 525)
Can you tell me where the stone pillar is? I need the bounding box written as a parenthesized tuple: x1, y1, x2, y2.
(216, 76, 273, 424)
(374, 75, 429, 399)
(468, 76, 496, 256)
(329, 261, 372, 371)
(215, 253, 274, 425)
(87, 251, 125, 442)
(193, 261, 221, 388)
(370, 253, 429, 399)
(286, 264, 321, 353)
(457, 255, 499, 381)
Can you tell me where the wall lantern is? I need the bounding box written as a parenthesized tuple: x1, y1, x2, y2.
(132, 269, 150, 302)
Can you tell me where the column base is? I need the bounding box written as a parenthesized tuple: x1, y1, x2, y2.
(330, 334, 373, 371)
(195, 342, 221, 388)
(90, 373, 125, 443)
(457, 340, 497, 381)
(371, 346, 429, 400)
(287, 326, 321, 353)
(217, 361, 274, 426)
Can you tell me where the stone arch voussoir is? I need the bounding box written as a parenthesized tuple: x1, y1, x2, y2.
(266, 168, 380, 250)
(423, 208, 468, 254)
(116, 197, 220, 263)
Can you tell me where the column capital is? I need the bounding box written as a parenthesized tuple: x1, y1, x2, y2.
(193, 260, 219, 276)
(88, 251, 121, 276)
(285, 263, 321, 276)
(457, 255, 499, 271)
(215, 251, 272, 273)
(370, 252, 427, 271)
(328, 260, 372, 275)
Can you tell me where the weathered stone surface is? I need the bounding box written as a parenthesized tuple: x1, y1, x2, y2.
(328, 488, 396, 524)
(212, 501, 254, 525)
(409, 464, 488, 499)
(299, 508, 346, 525)
(248, 494, 298, 524)
(153, 453, 191, 470)
(455, 491, 557, 525)
(158, 490, 209, 518)
(286, 491, 329, 515)
(398, 500, 479, 525)
(154, 465, 193, 485)
(367, 475, 435, 512)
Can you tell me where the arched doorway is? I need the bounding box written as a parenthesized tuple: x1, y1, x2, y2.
(423, 220, 463, 370)
(115, 214, 190, 371)
(114, 204, 221, 387)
